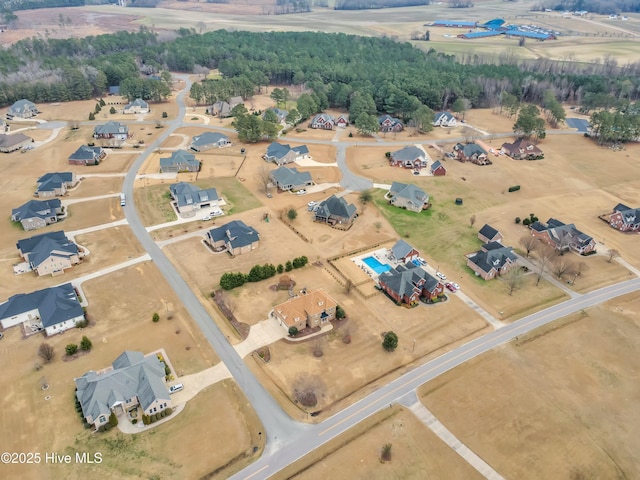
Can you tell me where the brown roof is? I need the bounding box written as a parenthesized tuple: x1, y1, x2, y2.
(273, 290, 337, 328)
(501, 139, 542, 155)
(0, 133, 31, 148)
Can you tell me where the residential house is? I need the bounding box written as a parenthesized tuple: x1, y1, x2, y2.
(263, 142, 310, 165)
(0, 283, 84, 336)
(309, 113, 335, 130)
(68, 145, 106, 166)
(122, 98, 150, 114)
(35, 172, 77, 198)
(335, 115, 349, 128)
(11, 199, 63, 231)
(169, 182, 219, 214)
(529, 218, 597, 255)
(430, 160, 447, 176)
(93, 122, 129, 146)
(7, 99, 39, 119)
(389, 146, 427, 169)
(314, 195, 357, 230)
(159, 150, 201, 173)
(190, 132, 231, 152)
(466, 242, 518, 280)
(270, 165, 313, 192)
(501, 139, 544, 160)
(264, 107, 288, 124)
(608, 203, 640, 233)
(0, 118, 6, 132)
(206, 220, 260, 256)
(378, 262, 444, 305)
(378, 114, 404, 133)
(207, 97, 243, 118)
(387, 182, 430, 213)
(389, 239, 420, 264)
(0, 133, 33, 153)
(453, 142, 491, 165)
(273, 290, 337, 333)
(477, 224, 503, 244)
(75, 351, 171, 431)
(16, 231, 81, 277)
(433, 111, 457, 127)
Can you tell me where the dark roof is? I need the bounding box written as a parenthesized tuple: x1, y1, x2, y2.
(0, 283, 82, 328)
(69, 145, 103, 161)
(468, 244, 517, 274)
(36, 172, 74, 193)
(478, 224, 500, 240)
(431, 160, 445, 171)
(124, 98, 149, 109)
(378, 114, 402, 126)
(391, 146, 425, 162)
(11, 199, 61, 222)
(94, 121, 128, 136)
(456, 143, 487, 157)
(315, 195, 356, 220)
(388, 182, 429, 209)
(264, 142, 308, 161)
(379, 262, 440, 299)
(160, 150, 200, 169)
(17, 230, 78, 268)
(191, 132, 229, 147)
(271, 166, 312, 187)
(169, 182, 218, 208)
(209, 220, 259, 249)
(9, 99, 38, 114)
(390, 239, 417, 261)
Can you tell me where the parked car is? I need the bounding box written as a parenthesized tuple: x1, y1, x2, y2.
(446, 282, 460, 292)
(436, 272, 447, 280)
(169, 383, 184, 394)
(307, 201, 317, 211)
(446, 283, 456, 292)
(296, 189, 307, 195)
(450, 282, 460, 290)
(417, 257, 427, 266)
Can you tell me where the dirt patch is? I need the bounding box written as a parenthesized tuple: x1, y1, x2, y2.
(64, 197, 124, 230)
(419, 293, 640, 479)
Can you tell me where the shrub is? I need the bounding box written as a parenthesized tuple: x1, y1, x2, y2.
(131, 419, 137, 424)
(382, 332, 398, 352)
(277, 264, 284, 274)
(99, 98, 106, 107)
(292, 256, 308, 269)
(75, 318, 88, 328)
(164, 365, 171, 376)
(508, 185, 521, 192)
(88, 112, 95, 121)
(142, 414, 150, 425)
(109, 411, 118, 427)
(165, 407, 173, 415)
(152, 312, 160, 323)
(522, 217, 531, 226)
(381, 443, 393, 462)
(288, 327, 299, 337)
(65, 343, 78, 356)
(336, 305, 346, 319)
(285, 261, 293, 272)
(220, 272, 247, 290)
(162, 111, 168, 118)
(515, 216, 521, 224)
(109, 106, 116, 114)
(38, 343, 55, 363)
(160, 411, 166, 418)
(80, 336, 92, 351)
(287, 208, 297, 221)
(348, 132, 353, 137)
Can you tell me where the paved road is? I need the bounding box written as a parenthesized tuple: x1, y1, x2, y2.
(231, 276, 640, 479)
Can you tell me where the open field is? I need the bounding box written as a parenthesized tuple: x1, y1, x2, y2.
(72, 176, 123, 197)
(278, 405, 483, 480)
(419, 292, 640, 479)
(133, 182, 178, 226)
(64, 197, 124, 230)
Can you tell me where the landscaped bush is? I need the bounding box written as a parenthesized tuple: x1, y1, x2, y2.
(523, 218, 531, 226)
(515, 216, 521, 224)
(508, 185, 521, 192)
(152, 312, 160, 323)
(336, 305, 346, 319)
(164, 365, 171, 376)
(131, 419, 137, 424)
(292, 256, 308, 269)
(165, 407, 173, 415)
(65, 343, 78, 356)
(277, 264, 284, 274)
(142, 414, 150, 425)
(288, 327, 298, 337)
(160, 411, 166, 418)
(220, 272, 247, 290)
(285, 261, 293, 272)
(109, 411, 118, 427)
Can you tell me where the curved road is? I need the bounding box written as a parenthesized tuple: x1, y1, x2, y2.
(119, 80, 638, 478)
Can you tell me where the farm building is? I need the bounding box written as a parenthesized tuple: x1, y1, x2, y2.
(432, 20, 478, 28)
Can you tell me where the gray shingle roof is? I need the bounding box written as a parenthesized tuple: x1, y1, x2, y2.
(160, 150, 200, 170)
(468, 243, 517, 274)
(191, 132, 230, 147)
(391, 146, 425, 162)
(69, 145, 103, 161)
(379, 262, 440, 299)
(431, 160, 445, 172)
(264, 142, 308, 161)
(613, 203, 640, 225)
(94, 121, 128, 136)
(124, 98, 148, 109)
(0, 283, 82, 328)
(390, 239, 416, 261)
(169, 182, 218, 208)
(17, 230, 78, 268)
(388, 182, 429, 209)
(36, 172, 74, 193)
(11, 199, 61, 222)
(315, 195, 356, 221)
(0, 133, 31, 148)
(9, 99, 38, 115)
(378, 114, 402, 127)
(271, 166, 312, 188)
(209, 220, 259, 249)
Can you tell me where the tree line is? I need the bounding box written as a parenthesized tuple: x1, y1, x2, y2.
(334, 0, 429, 9)
(537, 0, 640, 14)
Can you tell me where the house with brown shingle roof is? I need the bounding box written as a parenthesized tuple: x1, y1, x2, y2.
(273, 290, 337, 333)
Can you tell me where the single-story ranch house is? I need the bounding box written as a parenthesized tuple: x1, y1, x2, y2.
(68, 145, 106, 166)
(273, 290, 337, 333)
(0, 133, 33, 153)
(270, 165, 313, 192)
(466, 242, 517, 280)
(75, 351, 172, 431)
(501, 139, 544, 160)
(123, 98, 150, 114)
(378, 262, 444, 306)
(160, 150, 201, 173)
(314, 195, 357, 230)
(389, 146, 427, 170)
(190, 132, 231, 152)
(530, 218, 596, 255)
(206, 220, 260, 256)
(263, 142, 310, 165)
(17, 230, 81, 277)
(7, 99, 39, 119)
(169, 182, 219, 214)
(387, 182, 430, 213)
(0, 283, 84, 336)
(11, 199, 63, 231)
(35, 172, 77, 198)
(608, 203, 640, 233)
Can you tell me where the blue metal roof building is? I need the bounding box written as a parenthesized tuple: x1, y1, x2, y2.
(458, 31, 502, 39)
(433, 20, 478, 28)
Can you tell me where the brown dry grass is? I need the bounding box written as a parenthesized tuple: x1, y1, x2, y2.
(419, 293, 640, 479)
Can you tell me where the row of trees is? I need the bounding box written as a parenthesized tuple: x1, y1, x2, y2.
(590, 109, 640, 145)
(220, 256, 309, 290)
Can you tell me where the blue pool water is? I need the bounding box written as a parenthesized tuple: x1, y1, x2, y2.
(362, 256, 391, 275)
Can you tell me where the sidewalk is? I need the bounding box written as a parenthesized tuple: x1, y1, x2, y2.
(62, 192, 121, 206)
(66, 219, 129, 239)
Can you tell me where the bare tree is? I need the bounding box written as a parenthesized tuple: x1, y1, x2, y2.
(312, 337, 324, 357)
(462, 126, 480, 143)
(256, 164, 272, 195)
(504, 266, 525, 295)
(519, 235, 538, 258)
(292, 374, 325, 408)
(344, 278, 354, 295)
(38, 343, 55, 363)
(607, 249, 620, 263)
(381, 443, 393, 462)
(535, 244, 556, 286)
(469, 214, 476, 228)
(552, 256, 576, 279)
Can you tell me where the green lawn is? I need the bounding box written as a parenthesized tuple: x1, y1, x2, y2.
(196, 177, 262, 215)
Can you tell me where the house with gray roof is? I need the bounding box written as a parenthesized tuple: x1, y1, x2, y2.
(11, 199, 63, 231)
(478, 224, 503, 244)
(387, 182, 430, 213)
(0, 283, 84, 336)
(35, 172, 77, 198)
(309, 113, 335, 130)
(378, 114, 404, 133)
(466, 242, 517, 280)
(454, 142, 491, 165)
(529, 218, 596, 255)
(431, 160, 447, 176)
(17, 231, 81, 277)
(264, 107, 288, 124)
(263, 142, 310, 165)
(609, 203, 640, 233)
(123, 98, 150, 114)
(93, 122, 129, 147)
(207, 97, 243, 118)
(169, 182, 219, 214)
(75, 351, 172, 430)
(206, 220, 260, 256)
(433, 111, 457, 127)
(0, 132, 33, 153)
(68, 145, 106, 166)
(190, 132, 231, 152)
(389, 239, 420, 264)
(7, 99, 39, 119)
(389, 146, 427, 170)
(159, 150, 201, 173)
(378, 262, 444, 306)
(270, 165, 313, 192)
(314, 195, 357, 230)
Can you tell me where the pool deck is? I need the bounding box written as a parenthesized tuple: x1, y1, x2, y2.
(352, 248, 395, 280)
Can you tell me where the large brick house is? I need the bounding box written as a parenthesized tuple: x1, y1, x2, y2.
(389, 146, 427, 169)
(123, 98, 150, 114)
(608, 203, 640, 233)
(190, 132, 231, 152)
(68, 145, 106, 166)
(466, 242, 517, 280)
(433, 111, 457, 127)
(11, 199, 63, 231)
(378, 114, 404, 133)
(453, 143, 491, 165)
(159, 150, 201, 173)
(501, 139, 544, 160)
(314, 195, 357, 230)
(378, 262, 444, 306)
(529, 218, 596, 255)
(263, 142, 310, 165)
(7, 99, 39, 119)
(93, 122, 129, 147)
(309, 113, 335, 130)
(270, 165, 313, 192)
(273, 290, 337, 333)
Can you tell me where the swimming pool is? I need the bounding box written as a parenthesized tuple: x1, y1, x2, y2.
(362, 256, 391, 275)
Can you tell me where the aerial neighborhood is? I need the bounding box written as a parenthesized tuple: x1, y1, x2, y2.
(0, 6, 638, 480)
